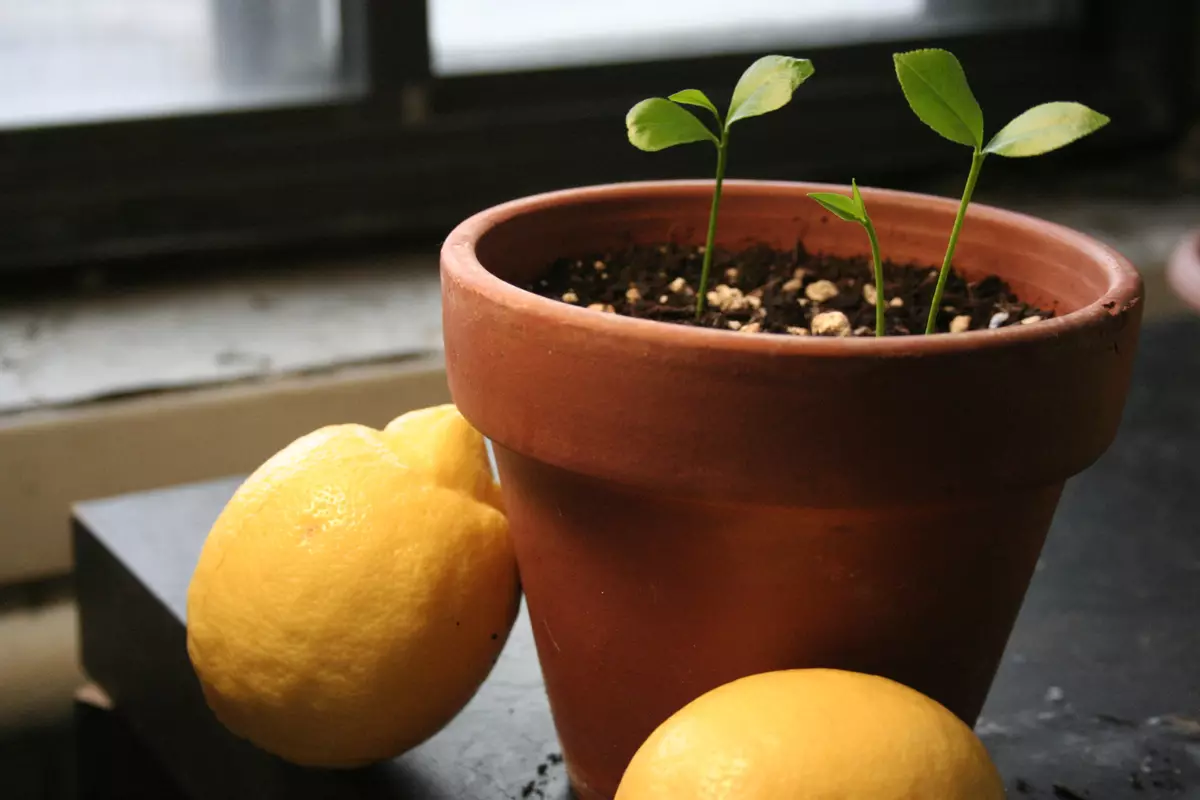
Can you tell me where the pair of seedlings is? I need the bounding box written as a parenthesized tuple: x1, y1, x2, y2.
(625, 50, 1109, 335)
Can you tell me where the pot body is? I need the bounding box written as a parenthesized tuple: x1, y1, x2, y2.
(441, 181, 1143, 800)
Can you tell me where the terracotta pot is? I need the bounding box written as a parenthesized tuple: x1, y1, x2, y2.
(1168, 229, 1200, 312)
(441, 181, 1143, 800)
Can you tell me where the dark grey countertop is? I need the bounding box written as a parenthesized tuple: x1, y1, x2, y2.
(74, 318, 1200, 799)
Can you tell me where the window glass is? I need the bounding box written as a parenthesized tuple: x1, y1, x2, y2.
(0, 0, 351, 129)
(429, 0, 1079, 76)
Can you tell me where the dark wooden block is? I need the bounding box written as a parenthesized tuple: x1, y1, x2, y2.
(74, 475, 568, 800)
(74, 685, 187, 800)
(75, 320, 1200, 799)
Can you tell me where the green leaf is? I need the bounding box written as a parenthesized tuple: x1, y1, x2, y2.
(851, 178, 865, 216)
(626, 98, 719, 152)
(893, 49, 984, 149)
(984, 101, 1110, 157)
(808, 192, 863, 223)
(669, 89, 721, 122)
(726, 55, 814, 128)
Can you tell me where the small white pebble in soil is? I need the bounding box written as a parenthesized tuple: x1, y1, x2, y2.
(797, 297, 811, 307)
(625, 286, 642, 303)
(862, 283, 878, 306)
(988, 311, 1011, 329)
(739, 322, 762, 334)
(724, 267, 739, 282)
(656, 245, 668, 254)
(889, 296, 904, 308)
(587, 303, 615, 313)
(811, 310, 851, 337)
(668, 277, 688, 293)
(781, 278, 804, 293)
(853, 326, 873, 336)
(658, 294, 669, 304)
(697, 245, 706, 254)
(592, 260, 606, 271)
(805, 279, 840, 304)
(727, 320, 742, 331)
(1021, 315, 1043, 325)
(792, 268, 809, 281)
(1045, 686, 1065, 703)
(745, 294, 762, 310)
(706, 284, 749, 312)
(950, 314, 972, 334)
(561, 291, 579, 304)
(786, 326, 810, 336)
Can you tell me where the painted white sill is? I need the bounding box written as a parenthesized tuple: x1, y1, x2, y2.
(0, 253, 442, 416)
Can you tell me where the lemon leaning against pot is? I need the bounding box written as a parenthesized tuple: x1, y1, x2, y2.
(186, 405, 518, 767)
(616, 669, 1006, 799)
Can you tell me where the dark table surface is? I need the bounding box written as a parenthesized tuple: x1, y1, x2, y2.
(74, 319, 1200, 800)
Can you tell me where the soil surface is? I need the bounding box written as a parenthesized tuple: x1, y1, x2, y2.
(525, 242, 1052, 336)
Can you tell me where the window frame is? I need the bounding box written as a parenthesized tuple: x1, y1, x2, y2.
(0, 0, 1192, 273)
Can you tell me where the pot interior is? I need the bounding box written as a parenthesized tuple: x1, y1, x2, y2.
(473, 182, 1116, 317)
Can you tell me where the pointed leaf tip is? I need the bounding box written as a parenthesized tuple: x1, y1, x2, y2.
(808, 192, 863, 223)
(669, 89, 721, 122)
(726, 55, 814, 128)
(894, 49, 984, 149)
(626, 98, 719, 152)
(985, 102, 1110, 157)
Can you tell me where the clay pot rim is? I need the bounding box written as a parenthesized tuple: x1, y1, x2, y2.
(443, 179, 1142, 357)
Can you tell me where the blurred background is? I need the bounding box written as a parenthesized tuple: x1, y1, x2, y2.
(0, 0, 1197, 273)
(1, 1, 1198, 796)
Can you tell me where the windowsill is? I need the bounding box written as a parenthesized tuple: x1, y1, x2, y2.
(0, 253, 442, 417)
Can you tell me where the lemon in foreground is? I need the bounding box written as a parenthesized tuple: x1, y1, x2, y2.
(186, 405, 518, 767)
(616, 669, 1005, 799)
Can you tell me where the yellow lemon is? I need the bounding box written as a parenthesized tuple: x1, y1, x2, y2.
(616, 669, 1005, 800)
(186, 405, 518, 767)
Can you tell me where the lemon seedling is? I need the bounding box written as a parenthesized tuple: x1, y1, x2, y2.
(626, 55, 814, 318)
(893, 48, 1109, 334)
